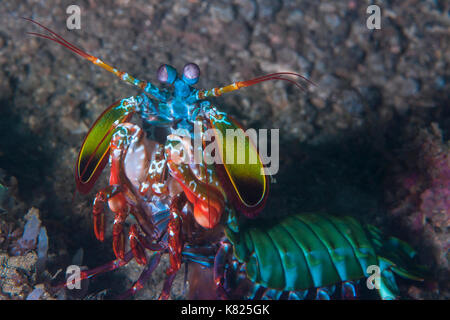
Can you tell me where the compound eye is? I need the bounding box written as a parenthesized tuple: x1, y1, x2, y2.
(157, 64, 177, 84)
(182, 63, 200, 85)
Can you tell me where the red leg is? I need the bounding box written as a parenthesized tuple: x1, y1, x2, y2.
(52, 251, 134, 292)
(111, 199, 129, 260)
(92, 185, 121, 241)
(158, 273, 177, 300)
(80, 251, 133, 281)
(129, 224, 147, 265)
(115, 252, 162, 300)
(213, 240, 232, 299)
(166, 193, 186, 276)
(107, 124, 135, 260)
(156, 194, 187, 300)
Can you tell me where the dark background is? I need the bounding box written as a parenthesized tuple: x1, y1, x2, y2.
(0, 0, 448, 299)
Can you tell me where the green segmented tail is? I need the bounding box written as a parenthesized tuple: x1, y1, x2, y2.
(226, 212, 379, 291)
(225, 212, 427, 299)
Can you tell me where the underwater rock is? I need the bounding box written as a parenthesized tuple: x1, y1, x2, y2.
(9, 207, 48, 259)
(385, 123, 449, 298)
(26, 286, 44, 300)
(0, 174, 53, 299)
(0, 251, 37, 299)
(36, 226, 48, 274)
(10, 208, 41, 256)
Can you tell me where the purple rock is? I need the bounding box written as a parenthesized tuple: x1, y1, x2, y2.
(26, 287, 44, 300)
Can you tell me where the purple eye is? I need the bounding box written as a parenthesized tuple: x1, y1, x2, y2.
(182, 63, 200, 85)
(157, 64, 177, 84)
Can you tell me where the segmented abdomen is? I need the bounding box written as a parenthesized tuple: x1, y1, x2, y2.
(227, 213, 379, 291)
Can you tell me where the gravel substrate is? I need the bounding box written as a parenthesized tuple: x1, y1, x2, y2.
(0, 0, 448, 299)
